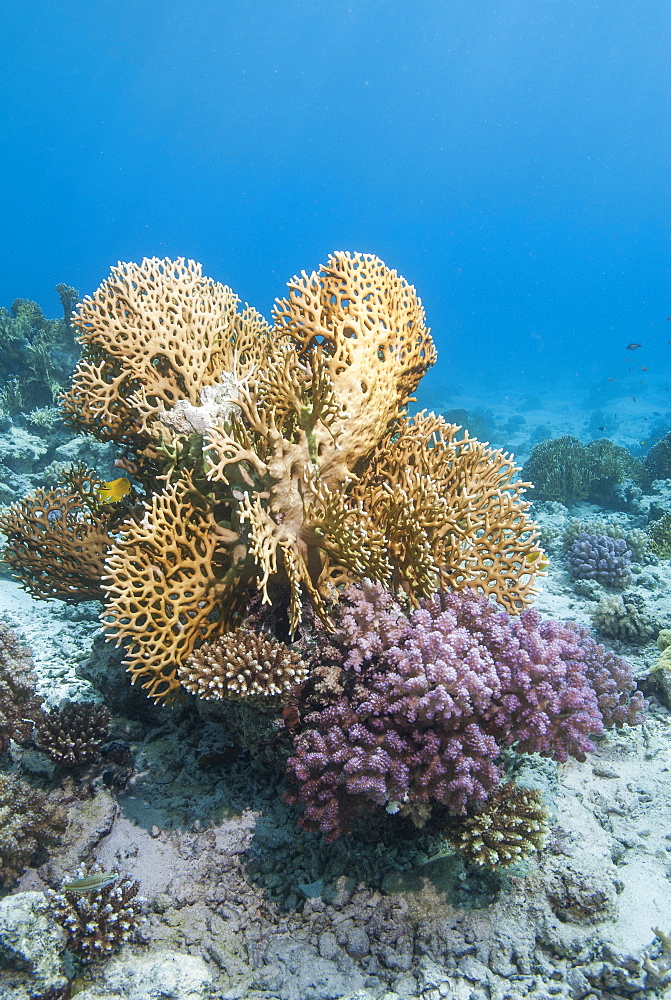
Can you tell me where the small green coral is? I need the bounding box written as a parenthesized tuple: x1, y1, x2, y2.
(648, 513, 671, 559)
(0, 291, 79, 413)
(523, 436, 639, 506)
(642, 431, 671, 489)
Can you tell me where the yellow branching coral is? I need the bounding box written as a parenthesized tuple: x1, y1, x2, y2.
(60, 257, 272, 471)
(351, 412, 540, 612)
(178, 629, 308, 700)
(3, 251, 544, 703)
(0, 469, 115, 601)
(101, 475, 244, 702)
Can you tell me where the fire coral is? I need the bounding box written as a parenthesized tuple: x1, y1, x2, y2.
(5, 253, 544, 702)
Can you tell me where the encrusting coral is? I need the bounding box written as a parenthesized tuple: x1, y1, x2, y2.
(449, 781, 549, 869)
(1, 252, 544, 703)
(178, 628, 308, 700)
(0, 774, 67, 885)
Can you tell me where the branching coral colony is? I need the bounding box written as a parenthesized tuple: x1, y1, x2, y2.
(0, 252, 645, 850)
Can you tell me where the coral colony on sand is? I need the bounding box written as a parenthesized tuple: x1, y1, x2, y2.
(0, 253, 646, 866)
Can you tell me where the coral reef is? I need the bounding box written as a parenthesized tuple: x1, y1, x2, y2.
(449, 781, 549, 868)
(591, 592, 658, 645)
(523, 435, 638, 505)
(0, 775, 67, 885)
(286, 585, 644, 840)
(35, 701, 110, 768)
(178, 628, 308, 700)
(566, 532, 632, 588)
(47, 866, 145, 963)
(5, 253, 544, 703)
(0, 623, 43, 753)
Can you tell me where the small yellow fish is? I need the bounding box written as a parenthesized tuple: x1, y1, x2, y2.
(525, 549, 549, 571)
(96, 477, 131, 503)
(62, 872, 118, 894)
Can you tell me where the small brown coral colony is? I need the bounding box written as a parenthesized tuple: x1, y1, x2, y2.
(450, 781, 549, 869)
(35, 701, 110, 768)
(0, 623, 43, 752)
(48, 866, 145, 962)
(0, 774, 67, 885)
(2, 253, 543, 703)
(178, 629, 308, 700)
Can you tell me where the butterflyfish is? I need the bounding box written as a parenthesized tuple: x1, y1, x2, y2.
(525, 549, 549, 571)
(96, 477, 131, 503)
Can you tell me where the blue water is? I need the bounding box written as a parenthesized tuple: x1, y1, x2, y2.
(1, 0, 669, 402)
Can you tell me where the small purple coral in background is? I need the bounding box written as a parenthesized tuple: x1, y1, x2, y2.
(286, 584, 645, 840)
(566, 532, 631, 588)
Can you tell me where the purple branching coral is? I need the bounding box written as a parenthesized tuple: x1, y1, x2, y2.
(286, 583, 645, 840)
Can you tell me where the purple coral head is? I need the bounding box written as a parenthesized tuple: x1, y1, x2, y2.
(566, 532, 631, 588)
(286, 584, 645, 840)
(410, 591, 605, 763)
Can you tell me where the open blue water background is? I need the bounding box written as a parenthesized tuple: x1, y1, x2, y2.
(1, 0, 669, 410)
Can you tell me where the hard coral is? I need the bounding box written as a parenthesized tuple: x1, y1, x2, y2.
(60, 257, 271, 477)
(6, 253, 544, 703)
(0, 623, 43, 753)
(48, 866, 145, 963)
(523, 436, 638, 506)
(286, 585, 644, 839)
(648, 512, 671, 558)
(566, 532, 632, 588)
(35, 701, 110, 768)
(0, 774, 67, 885)
(450, 781, 549, 869)
(591, 592, 657, 645)
(0, 467, 116, 602)
(178, 628, 308, 699)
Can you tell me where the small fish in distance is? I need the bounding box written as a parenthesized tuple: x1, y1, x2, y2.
(626, 342, 642, 350)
